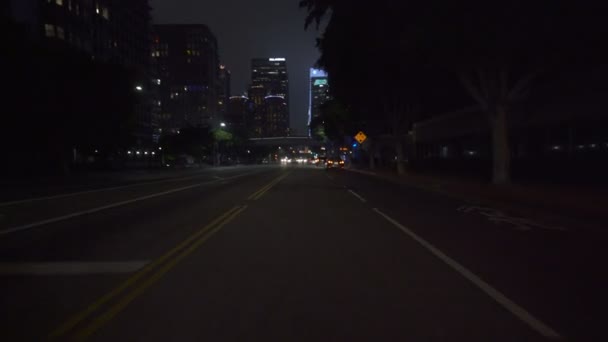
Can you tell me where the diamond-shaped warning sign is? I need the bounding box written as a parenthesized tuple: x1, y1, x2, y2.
(354, 131, 367, 144)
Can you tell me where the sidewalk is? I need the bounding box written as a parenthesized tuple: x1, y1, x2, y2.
(346, 165, 608, 232)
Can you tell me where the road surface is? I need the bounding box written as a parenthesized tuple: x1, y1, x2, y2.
(0, 165, 605, 341)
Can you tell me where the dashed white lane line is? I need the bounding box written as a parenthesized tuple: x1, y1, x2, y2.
(0, 261, 149, 276)
(0, 172, 256, 236)
(372, 208, 562, 340)
(347, 189, 367, 203)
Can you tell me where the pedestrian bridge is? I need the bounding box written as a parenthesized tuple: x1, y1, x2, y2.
(248, 136, 321, 147)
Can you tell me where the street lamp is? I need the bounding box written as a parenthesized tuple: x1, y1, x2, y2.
(220, 122, 226, 127)
(135, 85, 143, 91)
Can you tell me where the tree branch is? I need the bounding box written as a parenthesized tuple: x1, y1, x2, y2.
(459, 72, 488, 110)
(508, 69, 542, 101)
(499, 67, 509, 101)
(477, 68, 490, 100)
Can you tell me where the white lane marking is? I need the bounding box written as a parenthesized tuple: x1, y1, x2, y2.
(347, 189, 367, 203)
(0, 172, 256, 236)
(0, 261, 148, 275)
(0, 171, 229, 208)
(457, 206, 567, 232)
(372, 208, 562, 340)
(346, 168, 377, 176)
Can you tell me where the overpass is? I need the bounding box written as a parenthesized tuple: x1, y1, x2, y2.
(248, 136, 322, 148)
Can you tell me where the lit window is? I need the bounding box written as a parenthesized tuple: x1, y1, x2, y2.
(186, 50, 191, 55)
(44, 24, 55, 37)
(57, 26, 65, 40)
(56, 0, 63, 6)
(102, 7, 109, 19)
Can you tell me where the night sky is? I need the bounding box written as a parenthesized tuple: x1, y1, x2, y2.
(150, 0, 321, 136)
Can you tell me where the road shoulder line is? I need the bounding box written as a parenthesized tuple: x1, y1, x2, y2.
(372, 207, 562, 340)
(0, 261, 149, 276)
(0, 170, 225, 208)
(0, 171, 255, 236)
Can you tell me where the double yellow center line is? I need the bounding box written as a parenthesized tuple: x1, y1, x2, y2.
(49, 171, 290, 340)
(247, 171, 291, 201)
(49, 205, 246, 340)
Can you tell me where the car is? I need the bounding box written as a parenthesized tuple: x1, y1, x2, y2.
(325, 158, 344, 169)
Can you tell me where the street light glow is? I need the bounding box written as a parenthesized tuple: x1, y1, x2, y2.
(220, 122, 226, 127)
(135, 85, 143, 91)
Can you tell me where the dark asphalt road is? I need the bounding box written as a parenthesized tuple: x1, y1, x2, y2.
(0, 165, 605, 341)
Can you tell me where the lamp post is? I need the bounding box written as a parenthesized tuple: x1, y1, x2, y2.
(214, 122, 228, 167)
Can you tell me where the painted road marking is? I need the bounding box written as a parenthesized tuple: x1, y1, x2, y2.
(373, 208, 562, 340)
(71, 206, 248, 340)
(49, 206, 246, 340)
(0, 171, 255, 236)
(247, 172, 290, 200)
(0, 171, 231, 208)
(0, 261, 148, 276)
(457, 206, 567, 232)
(347, 189, 367, 203)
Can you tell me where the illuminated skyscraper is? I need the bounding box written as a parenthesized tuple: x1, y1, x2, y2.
(249, 58, 290, 137)
(309, 68, 330, 133)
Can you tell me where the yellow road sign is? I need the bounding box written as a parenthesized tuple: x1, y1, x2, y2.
(354, 131, 367, 144)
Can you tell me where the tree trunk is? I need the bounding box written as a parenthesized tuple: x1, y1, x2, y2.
(368, 139, 376, 170)
(395, 138, 405, 175)
(491, 106, 511, 184)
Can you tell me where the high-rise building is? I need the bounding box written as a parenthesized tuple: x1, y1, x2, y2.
(152, 24, 219, 132)
(8, 0, 154, 144)
(249, 58, 289, 137)
(251, 58, 289, 99)
(226, 95, 254, 135)
(309, 68, 330, 129)
(9, 0, 150, 68)
(263, 96, 289, 137)
(218, 64, 231, 121)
